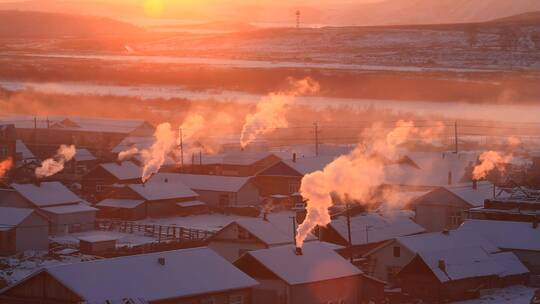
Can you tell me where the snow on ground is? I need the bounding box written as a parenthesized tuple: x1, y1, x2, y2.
(0, 251, 100, 286)
(451, 285, 536, 304)
(51, 230, 157, 247)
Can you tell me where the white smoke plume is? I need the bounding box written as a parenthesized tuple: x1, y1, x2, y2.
(472, 151, 513, 180)
(141, 123, 178, 182)
(118, 146, 139, 161)
(240, 78, 320, 148)
(295, 120, 445, 247)
(0, 158, 13, 178)
(35, 145, 76, 178)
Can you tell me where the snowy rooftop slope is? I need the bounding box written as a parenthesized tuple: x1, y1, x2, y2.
(15, 140, 34, 160)
(41, 203, 98, 214)
(111, 136, 154, 153)
(74, 149, 96, 162)
(445, 182, 507, 207)
(202, 151, 277, 166)
(78, 234, 119, 243)
(245, 242, 361, 285)
(330, 213, 425, 246)
(397, 228, 499, 254)
(154, 173, 251, 192)
(100, 161, 142, 181)
(459, 220, 540, 251)
(234, 213, 315, 246)
(283, 155, 338, 175)
(491, 252, 530, 277)
(128, 177, 198, 201)
(417, 246, 505, 283)
(96, 199, 145, 209)
(12, 182, 81, 207)
(31, 248, 258, 302)
(0, 207, 35, 231)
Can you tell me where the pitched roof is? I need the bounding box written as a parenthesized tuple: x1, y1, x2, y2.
(100, 161, 142, 181)
(11, 182, 82, 207)
(459, 219, 540, 251)
(111, 136, 154, 153)
(445, 182, 506, 207)
(242, 242, 361, 285)
(74, 149, 96, 162)
(96, 199, 145, 209)
(41, 203, 98, 214)
(283, 155, 337, 175)
(492, 252, 530, 277)
(202, 151, 277, 166)
(0, 207, 35, 231)
(35, 248, 258, 302)
(128, 177, 198, 201)
(15, 140, 35, 160)
(154, 173, 252, 192)
(329, 213, 425, 246)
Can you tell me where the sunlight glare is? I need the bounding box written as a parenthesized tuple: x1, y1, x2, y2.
(144, 0, 164, 18)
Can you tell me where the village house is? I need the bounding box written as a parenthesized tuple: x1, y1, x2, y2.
(398, 247, 529, 302)
(0, 207, 49, 256)
(100, 174, 200, 218)
(318, 212, 426, 259)
(81, 161, 142, 201)
(0, 124, 16, 163)
(234, 242, 362, 304)
(458, 219, 540, 275)
(0, 182, 97, 233)
(14, 140, 36, 166)
(0, 247, 258, 303)
(362, 228, 500, 284)
(467, 195, 540, 223)
(208, 213, 316, 262)
(410, 181, 507, 232)
(154, 173, 261, 207)
(190, 151, 282, 176)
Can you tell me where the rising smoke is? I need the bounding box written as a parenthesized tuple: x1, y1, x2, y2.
(35, 145, 76, 178)
(0, 158, 13, 178)
(140, 122, 178, 182)
(472, 151, 513, 180)
(295, 120, 445, 247)
(240, 78, 320, 148)
(118, 146, 139, 161)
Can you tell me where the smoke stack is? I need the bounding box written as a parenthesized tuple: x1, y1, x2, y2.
(164, 178, 168, 183)
(293, 153, 297, 163)
(295, 247, 303, 256)
(447, 171, 452, 185)
(438, 259, 446, 271)
(158, 257, 165, 265)
(472, 180, 478, 190)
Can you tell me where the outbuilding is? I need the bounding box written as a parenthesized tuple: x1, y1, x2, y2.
(0, 207, 49, 256)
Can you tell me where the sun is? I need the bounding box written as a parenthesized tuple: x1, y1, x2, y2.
(144, 0, 165, 18)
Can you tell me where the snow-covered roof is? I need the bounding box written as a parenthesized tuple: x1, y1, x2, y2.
(176, 200, 206, 208)
(11, 182, 82, 207)
(153, 173, 252, 192)
(0, 207, 35, 231)
(96, 199, 145, 209)
(41, 203, 98, 215)
(78, 235, 118, 243)
(396, 228, 499, 255)
(202, 151, 277, 166)
(232, 213, 315, 246)
(283, 155, 337, 175)
(74, 149, 97, 162)
(100, 161, 142, 181)
(15, 140, 35, 160)
(329, 213, 425, 246)
(33, 248, 258, 302)
(492, 252, 530, 277)
(242, 242, 361, 285)
(128, 179, 198, 201)
(445, 182, 506, 207)
(111, 136, 154, 153)
(459, 220, 540, 251)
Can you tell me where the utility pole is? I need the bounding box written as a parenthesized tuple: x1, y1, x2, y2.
(366, 225, 372, 244)
(199, 149, 202, 166)
(179, 128, 184, 169)
(291, 215, 297, 247)
(454, 120, 458, 154)
(314, 122, 320, 156)
(346, 203, 353, 263)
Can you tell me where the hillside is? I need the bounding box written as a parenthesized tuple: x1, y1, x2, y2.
(0, 10, 142, 38)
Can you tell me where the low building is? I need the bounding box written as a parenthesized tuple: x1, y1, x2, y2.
(468, 196, 540, 223)
(208, 213, 315, 262)
(458, 219, 540, 274)
(0, 207, 49, 256)
(81, 161, 142, 200)
(235, 242, 362, 304)
(0, 124, 16, 162)
(96, 198, 146, 220)
(78, 235, 117, 255)
(0, 247, 258, 303)
(154, 173, 261, 207)
(192, 151, 281, 176)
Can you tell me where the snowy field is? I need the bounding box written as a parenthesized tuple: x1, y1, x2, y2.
(451, 285, 536, 304)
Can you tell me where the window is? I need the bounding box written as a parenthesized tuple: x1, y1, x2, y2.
(229, 294, 243, 304)
(449, 211, 463, 226)
(219, 194, 230, 207)
(288, 181, 300, 193)
(0, 146, 8, 158)
(96, 184, 104, 192)
(200, 297, 215, 304)
(393, 246, 401, 258)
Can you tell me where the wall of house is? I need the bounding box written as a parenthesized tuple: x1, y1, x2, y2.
(15, 212, 49, 253)
(290, 275, 360, 304)
(0, 230, 16, 256)
(236, 182, 261, 206)
(0, 272, 82, 303)
(251, 279, 288, 304)
(208, 224, 267, 262)
(153, 288, 252, 304)
(45, 210, 96, 234)
(0, 190, 32, 209)
(414, 204, 467, 232)
(254, 176, 301, 197)
(365, 241, 416, 283)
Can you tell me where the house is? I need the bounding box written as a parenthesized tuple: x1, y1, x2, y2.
(459, 219, 540, 274)
(319, 212, 425, 259)
(70, 148, 99, 176)
(468, 195, 540, 223)
(208, 213, 316, 262)
(398, 247, 529, 302)
(0, 182, 97, 233)
(0, 207, 49, 256)
(96, 198, 146, 220)
(0, 124, 16, 162)
(14, 140, 36, 165)
(78, 235, 117, 255)
(192, 151, 281, 176)
(81, 161, 142, 200)
(363, 228, 500, 283)
(0, 247, 258, 304)
(410, 181, 508, 232)
(153, 173, 261, 207)
(234, 242, 362, 304)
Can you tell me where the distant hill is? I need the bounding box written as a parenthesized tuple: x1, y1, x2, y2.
(490, 11, 540, 24)
(0, 10, 142, 38)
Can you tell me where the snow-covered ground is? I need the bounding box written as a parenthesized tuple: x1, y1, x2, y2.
(451, 285, 536, 304)
(51, 230, 157, 247)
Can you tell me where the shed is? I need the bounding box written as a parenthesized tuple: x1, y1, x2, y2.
(96, 198, 146, 221)
(78, 235, 117, 255)
(0, 207, 49, 256)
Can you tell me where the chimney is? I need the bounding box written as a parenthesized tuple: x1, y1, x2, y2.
(472, 180, 478, 190)
(295, 247, 303, 256)
(533, 218, 539, 229)
(438, 259, 446, 271)
(164, 178, 168, 183)
(158, 257, 165, 265)
(292, 153, 297, 163)
(442, 229, 450, 235)
(447, 171, 452, 185)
